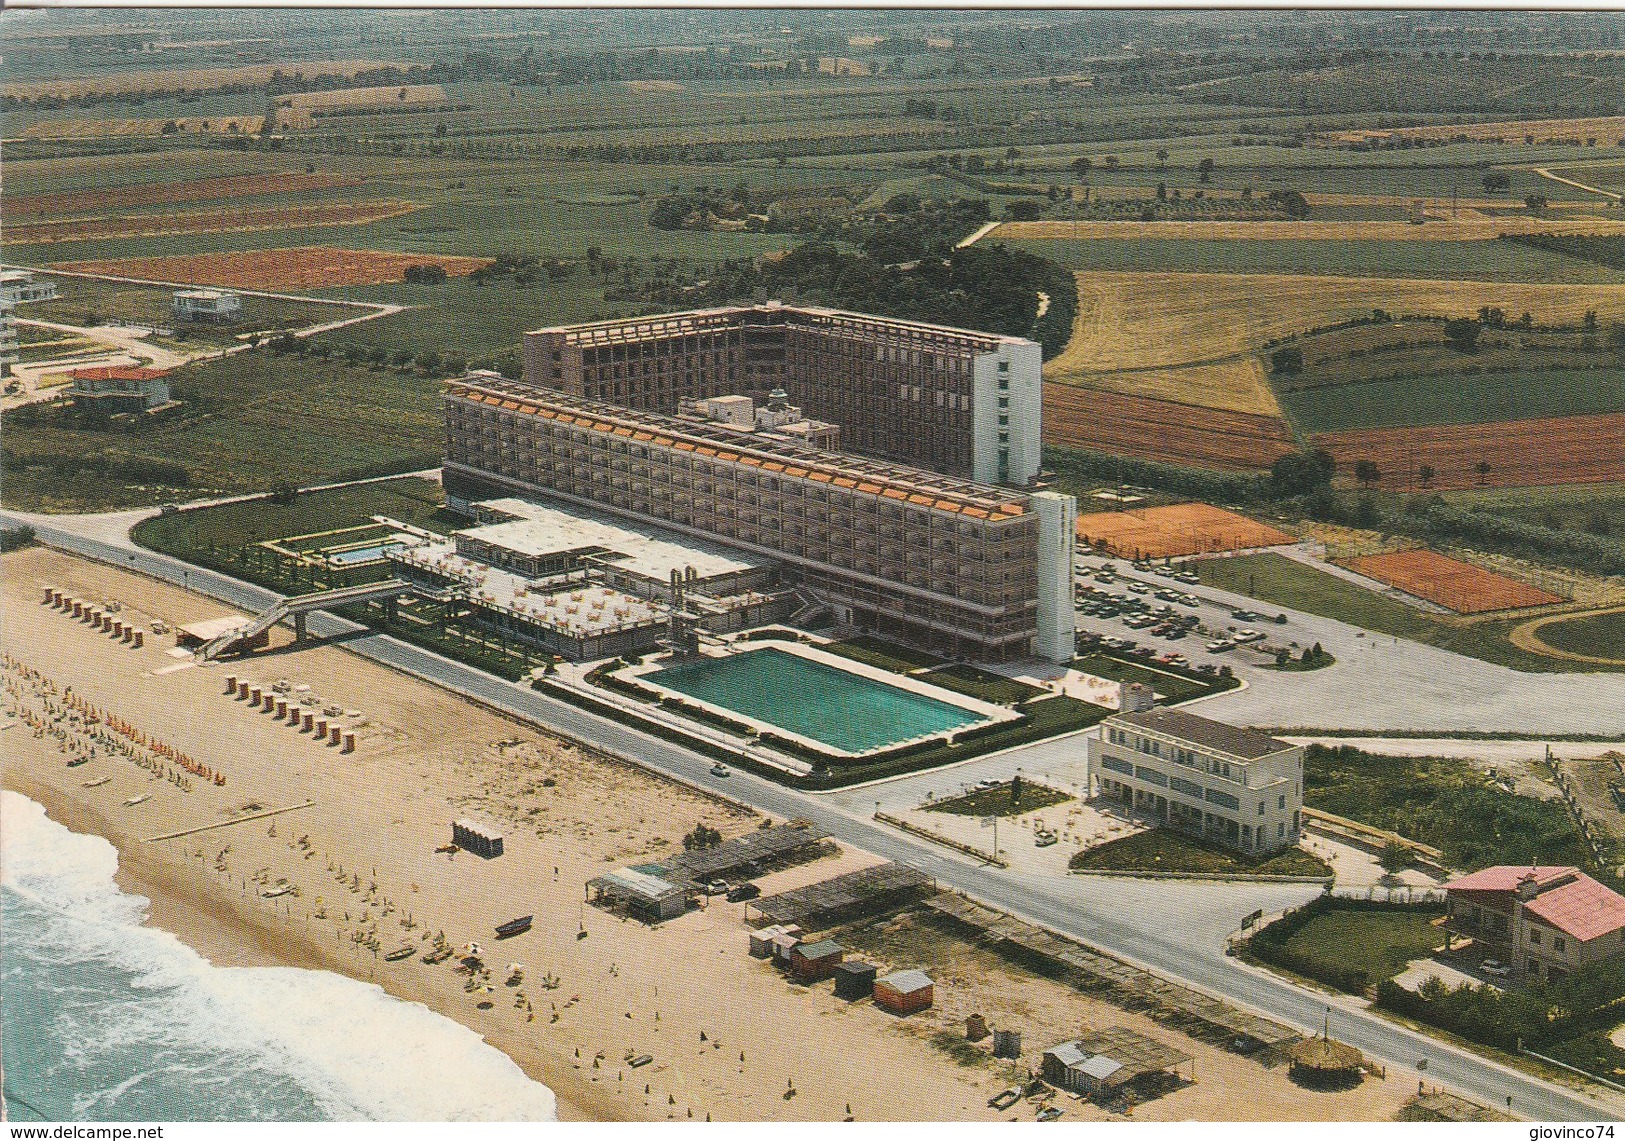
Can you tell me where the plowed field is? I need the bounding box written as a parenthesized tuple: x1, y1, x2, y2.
(1312, 414, 1625, 490)
(1076, 503, 1295, 559)
(1339, 550, 1565, 614)
(7, 201, 418, 245)
(55, 247, 495, 290)
(995, 217, 1625, 241)
(9, 174, 365, 217)
(1043, 384, 1298, 470)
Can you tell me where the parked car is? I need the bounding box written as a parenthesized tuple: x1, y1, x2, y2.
(1126, 582, 1150, 595)
(703, 879, 730, 896)
(1206, 640, 1234, 653)
(710, 763, 732, 778)
(1175, 571, 1200, 585)
(1234, 629, 1264, 643)
(1481, 960, 1512, 978)
(726, 882, 761, 903)
(1230, 608, 1259, 621)
(1177, 594, 1200, 608)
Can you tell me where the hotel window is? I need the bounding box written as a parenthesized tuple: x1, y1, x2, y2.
(1529, 929, 1541, 945)
(1554, 937, 1566, 954)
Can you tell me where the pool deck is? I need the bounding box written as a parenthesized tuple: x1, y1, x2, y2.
(619, 639, 1020, 760)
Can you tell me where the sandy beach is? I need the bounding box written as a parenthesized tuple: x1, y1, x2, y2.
(4, 545, 1419, 1121)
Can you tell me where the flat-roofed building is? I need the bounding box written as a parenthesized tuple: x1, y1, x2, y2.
(0, 270, 59, 306)
(441, 373, 1076, 662)
(173, 288, 241, 323)
(522, 301, 1042, 488)
(1087, 707, 1304, 853)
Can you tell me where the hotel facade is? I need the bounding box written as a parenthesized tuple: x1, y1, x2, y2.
(442, 371, 1075, 662)
(521, 302, 1044, 488)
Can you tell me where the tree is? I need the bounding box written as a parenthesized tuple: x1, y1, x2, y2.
(1155, 148, 1169, 167)
(1442, 318, 1481, 353)
(1269, 347, 1303, 375)
(1524, 194, 1548, 210)
(1378, 840, 1410, 877)
(403, 264, 449, 285)
(1475, 460, 1492, 486)
(1196, 157, 1216, 183)
(1482, 171, 1511, 194)
(1155, 181, 1167, 201)
(1005, 198, 1043, 221)
(1417, 463, 1436, 489)
(1269, 449, 1336, 497)
(1354, 459, 1382, 489)
(1070, 156, 1092, 178)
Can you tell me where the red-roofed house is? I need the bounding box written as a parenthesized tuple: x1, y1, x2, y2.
(69, 367, 174, 414)
(1444, 866, 1625, 982)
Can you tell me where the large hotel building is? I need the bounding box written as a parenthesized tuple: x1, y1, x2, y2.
(444, 304, 1074, 663)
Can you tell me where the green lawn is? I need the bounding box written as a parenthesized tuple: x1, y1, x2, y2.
(1070, 828, 1332, 877)
(1279, 909, 1445, 984)
(1535, 610, 1625, 660)
(132, 476, 453, 555)
(925, 779, 1072, 818)
(1193, 552, 1613, 674)
(1278, 367, 1625, 433)
(1071, 652, 1217, 703)
(998, 237, 1625, 284)
(921, 663, 1048, 705)
(823, 635, 947, 674)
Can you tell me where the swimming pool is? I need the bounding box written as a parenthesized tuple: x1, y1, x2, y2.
(327, 542, 403, 566)
(646, 647, 990, 754)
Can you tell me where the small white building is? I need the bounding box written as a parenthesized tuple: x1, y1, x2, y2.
(0, 269, 59, 306)
(173, 289, 242, 323)
(1087, 706, 1304, 854)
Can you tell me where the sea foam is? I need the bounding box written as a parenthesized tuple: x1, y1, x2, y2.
(2, 791, 557, 1122)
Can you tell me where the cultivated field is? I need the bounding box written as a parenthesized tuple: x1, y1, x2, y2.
(1075, 502, 1295, 559)
(2, 60, 411, 101)
(270, 84, 450, 130)
(7, 202, 420, 245)
(1043, 270, 1625, 425)
(994, 216, 1625, 243)
(1338, 550, 1566, 614)
(1313, 413, 1625, 491)
(1042, 384, 1298, 470)
(54, 247, 496, 290)
(1318, 116, 1625, 147)
(9, 174, 367, 217)
(17, 116, 264, 140)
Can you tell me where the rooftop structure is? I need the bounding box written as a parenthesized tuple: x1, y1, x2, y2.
(642, 821, 828, 885)
(69, 366, 175, 414)
(443, 375, 1076, 662)
(1044, 1028, 1193, 1095)
(522, 301, 1043, 487)
(586, 867, 689, 923)
(1089, 708, 1304, 854)
(1444, 865, 1625, 981)
(173, 288, 241, 323)
(0, 269, 59, 305)
(747, 862, 933, 928)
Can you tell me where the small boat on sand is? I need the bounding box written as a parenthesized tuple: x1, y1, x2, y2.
(495, 915, 533, 939)
(422, 947, 454, 965)
(262, 885, 293, 899)
(67, 757, 89, 768)
(385, 946, 416, 962)
(123, 794, 150, 807)
(82, 776, 112, 788)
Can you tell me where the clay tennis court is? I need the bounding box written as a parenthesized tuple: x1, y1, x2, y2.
(1339, 549, 1564, 614)
(55, 247, 495, 291)
(1075, 502, 1295, 559)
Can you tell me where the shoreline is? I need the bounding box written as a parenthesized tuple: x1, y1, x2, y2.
(5, 771, 609, 1123)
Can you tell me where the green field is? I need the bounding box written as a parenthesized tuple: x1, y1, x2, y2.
(1278, 367, 1625, 433)
(925, 779, 1072, 818)
(998, 237, 1625, 283)
(3, 354, 441, 512)
(1536, 610, 1625, 660)
(21, 275, 347, 348)
(1192, 553, 1615, 674)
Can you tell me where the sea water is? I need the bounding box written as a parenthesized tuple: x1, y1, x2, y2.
(1, 791, 557, 1122)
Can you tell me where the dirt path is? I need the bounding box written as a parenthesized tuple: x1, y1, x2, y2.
(1510, 604, 1625, 666)
(1534, 166, 1624, 202)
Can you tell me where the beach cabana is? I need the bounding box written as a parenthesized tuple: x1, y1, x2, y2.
(873, 969, 934, 1014)
(788, 938, 844, 982)
(834, 960, 878, 1000)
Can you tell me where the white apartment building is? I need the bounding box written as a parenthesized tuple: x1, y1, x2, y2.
(1087, 706, 1304, 853)
(173, 289, 242, 323)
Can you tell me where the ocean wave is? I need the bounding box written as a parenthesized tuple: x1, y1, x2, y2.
(1, 791, 557, 1122)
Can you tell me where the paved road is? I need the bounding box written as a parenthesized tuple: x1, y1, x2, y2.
(8, 512, 1619, 1122)
(1075, 555, 1625, 737)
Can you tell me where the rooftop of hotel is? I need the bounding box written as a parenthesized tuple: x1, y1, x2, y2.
(525, 300, 1025, 352)
(446, 374, 1031, 517)
(468, 496, 762, 583)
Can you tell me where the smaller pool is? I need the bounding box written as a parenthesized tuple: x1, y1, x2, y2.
(647, 647, 990, 755)
(327, 542, 403, 566)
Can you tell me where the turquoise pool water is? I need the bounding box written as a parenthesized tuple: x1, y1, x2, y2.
(648, 648, 987, 754)
(328, 542, 403, 566)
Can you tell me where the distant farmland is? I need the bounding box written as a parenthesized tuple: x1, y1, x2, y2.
(6, 202, 421, 245)
(1313, 414, 1625, 490)
(1043, 384, 1297, 470)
